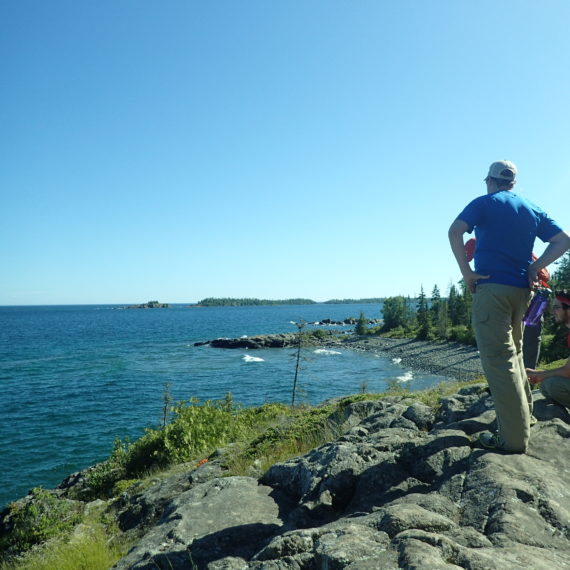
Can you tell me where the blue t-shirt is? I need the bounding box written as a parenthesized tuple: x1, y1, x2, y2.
(457, 190, 562, 288)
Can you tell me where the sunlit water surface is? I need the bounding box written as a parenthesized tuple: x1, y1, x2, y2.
(0, 303, 448, 508)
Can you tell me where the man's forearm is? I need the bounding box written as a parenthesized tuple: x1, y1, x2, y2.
(546, 361, 570, 379)
(528, 358, 570, 382)
(531, 231, 570, 272)
(448, 220, 471, 277)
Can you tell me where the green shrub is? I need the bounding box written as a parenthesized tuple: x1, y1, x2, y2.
(239, 405, 338, 463)
(84, 436, 133, 497)
(121, 429, 166, 475)
(161, 398, 242, 463)
(311, 328, 328, 340)
(85, 396, 289, 497)
(539, 328, 569, 364)
(381, 325, 408, 338)
(448, 325, 476, 345)
(0, 522, 127, 570)
(112, 479, 141, 496)
(0, 488, 82, 556)
(299, 328, 331, 344)
(367, 325, 383, 335)
(416, 324, 436, 341)
(83, 461, 120, 498)
(355, 312, 368, 335)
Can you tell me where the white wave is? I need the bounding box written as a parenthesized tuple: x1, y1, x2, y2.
(397, 371, 413, 382)
(240, 335, 248, 338)
(313, 349, 342, 356)
(392, 357, 402, 364)
(242, 354, 265, 363)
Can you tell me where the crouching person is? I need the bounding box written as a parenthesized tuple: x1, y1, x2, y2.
(526, 291, 570, 408)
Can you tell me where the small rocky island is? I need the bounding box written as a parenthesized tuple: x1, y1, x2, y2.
(193, 317, 382, 350)
(125, 301, 169, 309)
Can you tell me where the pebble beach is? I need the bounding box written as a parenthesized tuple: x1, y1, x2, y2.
(330, 335, 484, 382)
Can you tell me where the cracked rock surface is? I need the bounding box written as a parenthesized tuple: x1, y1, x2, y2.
(112, 386, 570, 569)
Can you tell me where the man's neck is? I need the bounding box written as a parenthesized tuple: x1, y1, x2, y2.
(487, 187, 511, 195)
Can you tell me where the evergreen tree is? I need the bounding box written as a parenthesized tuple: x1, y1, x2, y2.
(437, 299, 449, 339)
(447, 281, 471, 327)
(355, 312, 368, 335)
(430, 284, 449, 338)
(457, 279, 472, 326)
(382, 296, 408, 331)
(551, 251, 570, 290)
(430, 285, 441, 322)
(448, 284, 460, 326)
(416, 285, 434, 340)
(405, 296, 417, 331)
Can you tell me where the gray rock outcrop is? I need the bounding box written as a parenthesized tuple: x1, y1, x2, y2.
(194, 334, 298, 349)
(111, 387, 570, 569)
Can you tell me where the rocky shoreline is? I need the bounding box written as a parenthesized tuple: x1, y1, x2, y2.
(331, 336, 484, 382)
(79, 389, 570, 567)
(197, 332, 484, 382)
(4, 345, 570, 568)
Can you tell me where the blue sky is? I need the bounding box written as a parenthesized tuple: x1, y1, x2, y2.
(2, 1, 569, 305)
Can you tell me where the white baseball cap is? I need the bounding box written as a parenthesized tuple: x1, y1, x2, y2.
(487, 160, 517, 181)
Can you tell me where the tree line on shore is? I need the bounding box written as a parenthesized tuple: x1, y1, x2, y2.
(194, 297, 385, 306)
(358, 252, 570, 364)
(195, 297, 317, 306)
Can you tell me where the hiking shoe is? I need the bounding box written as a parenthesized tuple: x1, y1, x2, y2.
(478, 431, 502, 450)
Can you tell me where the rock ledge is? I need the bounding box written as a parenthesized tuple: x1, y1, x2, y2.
(108, 387, 570, 569)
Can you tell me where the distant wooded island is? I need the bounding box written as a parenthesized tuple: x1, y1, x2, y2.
(323, 298, 385, 304)
(125, 301, 169, 309)
(193, 297, 385, 307)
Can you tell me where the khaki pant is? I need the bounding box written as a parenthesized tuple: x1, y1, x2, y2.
(541, 376, 570, 407)
(472, 283, 532, 452)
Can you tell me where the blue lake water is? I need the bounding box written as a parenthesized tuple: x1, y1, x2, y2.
(0, 303, 448, 509)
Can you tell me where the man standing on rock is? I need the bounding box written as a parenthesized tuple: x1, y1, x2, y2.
(526, 291, 570, 407)
(448, 160, 570, 452)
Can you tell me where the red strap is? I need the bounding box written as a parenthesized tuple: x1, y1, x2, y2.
(465, 238, 476, 262)
(556, 293, 570, 306)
